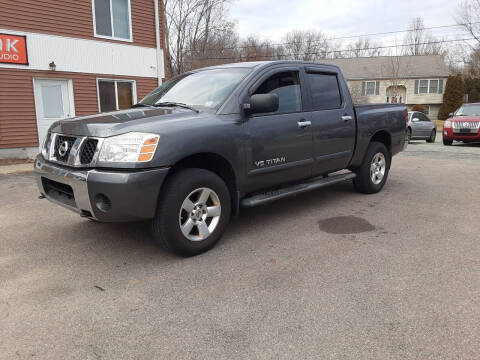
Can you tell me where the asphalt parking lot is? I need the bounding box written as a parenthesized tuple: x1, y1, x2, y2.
(1, 140, 480, 360)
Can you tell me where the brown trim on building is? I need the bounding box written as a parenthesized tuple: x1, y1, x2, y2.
(0, 68, 157, 148)
(0, 0, 165, 49)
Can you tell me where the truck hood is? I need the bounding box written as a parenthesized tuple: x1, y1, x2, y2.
(49, 107, 205, 137)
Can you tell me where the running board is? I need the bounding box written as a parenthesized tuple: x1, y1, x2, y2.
(241, 172, 356, 207)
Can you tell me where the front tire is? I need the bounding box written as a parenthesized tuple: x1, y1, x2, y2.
(353, 142, 391, 194)
(443, 138, 453, 146)
(407, 128, 412, 143)
(152, 168, 231, 257)
(426, 129, 436, 143)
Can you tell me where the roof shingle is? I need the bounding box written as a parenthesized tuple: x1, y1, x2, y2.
(320, 55, 450, 80)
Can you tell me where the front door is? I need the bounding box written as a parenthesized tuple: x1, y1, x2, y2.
(34, 79, 73, 149)
(244, 67, 313, 192)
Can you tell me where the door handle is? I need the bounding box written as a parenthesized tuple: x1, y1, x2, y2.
(342, 115, 353, 122)
(297, 120, 312, 128)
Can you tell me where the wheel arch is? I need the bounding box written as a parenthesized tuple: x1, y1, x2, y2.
(370, 130, 392, 153)
(166, 152, 240, 216)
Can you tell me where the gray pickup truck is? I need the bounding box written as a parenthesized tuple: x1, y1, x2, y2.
(35, 61, 407, 256)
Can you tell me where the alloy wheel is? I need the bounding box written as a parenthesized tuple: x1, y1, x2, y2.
(370, 153, 386, 185)
(179, 187, 221, 241)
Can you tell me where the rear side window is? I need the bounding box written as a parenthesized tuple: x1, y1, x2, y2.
(253, 71, 302, 114)
(306, 73, 342, 110)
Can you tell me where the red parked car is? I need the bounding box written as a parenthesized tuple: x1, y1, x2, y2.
(443, 103, 480, 145)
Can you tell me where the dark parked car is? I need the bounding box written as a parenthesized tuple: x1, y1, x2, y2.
(442, 103, 480, 145)
(407, 111, 437, 143)
(35, 61, 407, 256)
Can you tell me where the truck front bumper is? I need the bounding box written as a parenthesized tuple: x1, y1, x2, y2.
(34, 155, 170, 222)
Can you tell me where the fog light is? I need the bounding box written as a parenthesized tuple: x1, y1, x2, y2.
(94, 194, 111, 212)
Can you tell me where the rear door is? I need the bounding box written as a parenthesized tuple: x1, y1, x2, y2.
(303, 66, 356, 175)
(244, 66, 313, 191)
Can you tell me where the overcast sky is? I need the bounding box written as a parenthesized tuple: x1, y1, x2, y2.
(229, 0, 466, 44)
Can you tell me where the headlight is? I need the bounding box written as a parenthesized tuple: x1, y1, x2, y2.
(41, 133, 52, 159)
(444, 120, 452, 128)
(98, 132, 160, 163)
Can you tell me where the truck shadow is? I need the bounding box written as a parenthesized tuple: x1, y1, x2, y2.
(67, 181, 360, 259)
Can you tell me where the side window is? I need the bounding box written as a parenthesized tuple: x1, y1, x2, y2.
(253, 71, 302, 114)
(306, 73, 342, 110)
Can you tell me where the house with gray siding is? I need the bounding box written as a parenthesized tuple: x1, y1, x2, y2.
(322, 55, 450, 120)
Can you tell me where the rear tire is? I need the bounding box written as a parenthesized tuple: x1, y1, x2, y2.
(152, 168, 231, 257)
(443, 138, 453, 146)
(353, 142, 390, 194)
(426, 129, 436, 143)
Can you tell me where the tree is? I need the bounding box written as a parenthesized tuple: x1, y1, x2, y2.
(349, 83, 368, 103)
(403, 17, 444, 56)
(346, 38, 382, 58)
(457, 0, 480, 45)
(411, 104, 426, 112)
(438, 75, 465, 120)
(280, 30, 336, 61)
(237, 36, 275, 62)
(163, 0, 234, 76)
(464, 77, 480, 102)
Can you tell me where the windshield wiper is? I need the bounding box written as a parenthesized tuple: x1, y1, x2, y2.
(132, 103, 154, 108)
(155, 102, 199, 113)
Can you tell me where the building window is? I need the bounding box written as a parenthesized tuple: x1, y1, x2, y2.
(429, 80, 439, 94)
(423, 105, 430, 115)
(419, 80, 429, 94)
(415, 79, 444, 94)
(97, 79, 136, 112)
(362, 81, 379, 96)
(93, 0, 132, 41)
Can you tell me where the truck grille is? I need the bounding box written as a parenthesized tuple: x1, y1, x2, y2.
(453, 121, 480, 130)
(46, 133, 102, 167)
(54, 135, 77, 162)
(80, 139, 98, 164)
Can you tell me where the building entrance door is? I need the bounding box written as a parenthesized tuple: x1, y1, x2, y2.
(33, 79, 74, 149)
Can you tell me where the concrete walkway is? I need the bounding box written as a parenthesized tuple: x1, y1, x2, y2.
(0, 162, 34, 175)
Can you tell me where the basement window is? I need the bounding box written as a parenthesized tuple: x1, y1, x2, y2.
(93, 0, 132, 41)
(97, 79, 136, 112)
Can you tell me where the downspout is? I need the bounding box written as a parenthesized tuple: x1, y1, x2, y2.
(154, 0, 162, 85)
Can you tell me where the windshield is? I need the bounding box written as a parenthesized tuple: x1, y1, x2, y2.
(455, 104, 480, 116)
(140, 68, 251, 111)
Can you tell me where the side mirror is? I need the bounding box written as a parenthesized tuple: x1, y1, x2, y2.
(244, 94, 279, 115)
(412, 118, 420, 122)
(448, 113, 454, 118)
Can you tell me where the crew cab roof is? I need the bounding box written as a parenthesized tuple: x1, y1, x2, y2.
(195, 60, 342, 72)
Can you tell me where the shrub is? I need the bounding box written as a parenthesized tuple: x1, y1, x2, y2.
(411, 104, 425, 113)
(438, 75, 464, 120)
